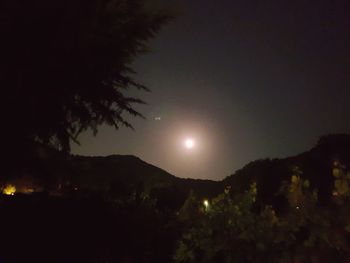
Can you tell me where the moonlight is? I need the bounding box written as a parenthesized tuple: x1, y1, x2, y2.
(184, 138, 195, 149)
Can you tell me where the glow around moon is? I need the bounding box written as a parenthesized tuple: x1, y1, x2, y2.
(184, 138, 195, 149)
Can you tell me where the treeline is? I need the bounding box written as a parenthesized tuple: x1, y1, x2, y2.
(1, 161, 350, 262)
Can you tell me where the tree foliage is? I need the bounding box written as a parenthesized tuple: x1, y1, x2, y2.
(1, 0, 169, 152)
(175, 163, 350, 263)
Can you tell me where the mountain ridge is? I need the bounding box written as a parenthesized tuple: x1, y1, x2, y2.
(3, 134, 350, 209)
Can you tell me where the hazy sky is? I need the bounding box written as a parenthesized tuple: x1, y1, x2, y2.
(72, 0, 350, 180)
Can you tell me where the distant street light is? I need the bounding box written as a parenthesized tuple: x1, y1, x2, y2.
(203, 199, 210, 211)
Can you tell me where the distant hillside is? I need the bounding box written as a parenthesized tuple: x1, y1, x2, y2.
(223, 134, 350, 206)
(3, 134, 350, 210)
(2, 145, 222, 210)
(70, 154, 176, 190)
(69, 154, 222, 199)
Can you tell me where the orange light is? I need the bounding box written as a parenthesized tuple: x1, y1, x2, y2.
(3, 184, 16, 196)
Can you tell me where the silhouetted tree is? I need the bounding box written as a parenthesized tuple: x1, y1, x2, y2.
(1, 0, 169, 155)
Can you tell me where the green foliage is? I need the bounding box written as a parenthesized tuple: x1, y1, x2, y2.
(178, 190, 200, 222)
(283, 168, 318, 209)
(333, 161, 350, 197)
(175, 164, 350, 263)
(175, 183, 288, 263)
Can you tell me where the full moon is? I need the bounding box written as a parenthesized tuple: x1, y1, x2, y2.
(184, 138, 195, 149)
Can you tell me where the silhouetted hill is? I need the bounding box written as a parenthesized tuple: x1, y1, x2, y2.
(71, 154, 175, 190)
(2, 145, 222, 210)
(223, 134, 350, 206)
(69, 154, 222, 201)
(4, 134, 350, 210)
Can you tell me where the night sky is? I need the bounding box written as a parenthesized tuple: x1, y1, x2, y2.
(72, 0, 350, 180)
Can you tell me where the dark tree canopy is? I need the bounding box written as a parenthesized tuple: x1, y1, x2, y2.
(1, 0, 169, 153)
